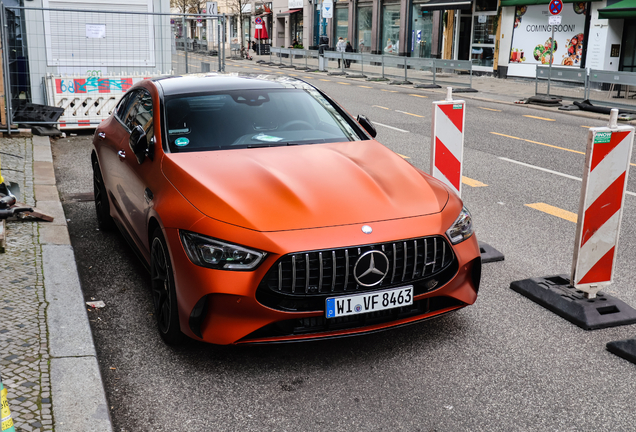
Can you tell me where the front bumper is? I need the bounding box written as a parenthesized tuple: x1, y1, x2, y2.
(165, 207, 481, 345)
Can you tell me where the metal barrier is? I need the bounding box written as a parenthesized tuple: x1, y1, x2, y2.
(535, 65, 587, 96)
(586, 69, 636, 100)
(0, 5, 226, 132)
(270, 48, 473, 88)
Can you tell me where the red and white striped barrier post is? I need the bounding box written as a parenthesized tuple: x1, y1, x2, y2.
(431, 87, 465, 197)
(571, 109, 635, 299)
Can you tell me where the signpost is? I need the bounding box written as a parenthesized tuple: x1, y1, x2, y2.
(546, 0, 562, 96)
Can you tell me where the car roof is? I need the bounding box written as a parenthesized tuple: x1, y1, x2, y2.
(154, 73, 316, 96)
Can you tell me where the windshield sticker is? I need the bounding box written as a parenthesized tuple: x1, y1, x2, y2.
(252, 133, 283, 142)
(174, 137, 190, 147)
(169, 128, 190, 134)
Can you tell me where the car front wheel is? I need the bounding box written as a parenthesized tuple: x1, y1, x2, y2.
(150, 228, 186, 345)
(92, 156, 114, 231)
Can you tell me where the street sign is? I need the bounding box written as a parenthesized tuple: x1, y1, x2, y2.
(206, 1, 218, 15)
(549, 0, 562, 15)
(322, 0, 333, 19)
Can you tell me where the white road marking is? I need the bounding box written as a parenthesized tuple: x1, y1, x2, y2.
(498, 156, 636, 197)
(373, 122, 409, 133)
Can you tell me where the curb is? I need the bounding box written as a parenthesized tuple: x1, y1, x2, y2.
(33, 134, 114, 432)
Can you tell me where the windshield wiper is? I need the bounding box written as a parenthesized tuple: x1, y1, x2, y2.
(246, 142, 300, 148)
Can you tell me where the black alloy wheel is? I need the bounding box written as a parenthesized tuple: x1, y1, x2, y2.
(92, 156, 114, 231)
(150, 228, 185, 345)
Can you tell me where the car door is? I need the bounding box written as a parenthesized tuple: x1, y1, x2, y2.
(95, 90, 138, 222)
(118, 88, 157, 253)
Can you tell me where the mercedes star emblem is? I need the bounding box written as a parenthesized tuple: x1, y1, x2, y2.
(354, 250, 389, 287)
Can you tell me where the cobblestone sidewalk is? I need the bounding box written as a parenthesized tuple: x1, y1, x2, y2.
(0, 136, 53, 431)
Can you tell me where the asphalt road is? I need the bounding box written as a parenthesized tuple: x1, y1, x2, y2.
(51, 67, 636, 431)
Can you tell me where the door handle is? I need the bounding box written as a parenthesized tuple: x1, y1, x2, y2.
(97, 132, 106, 139)
(118, 150, 126, 160)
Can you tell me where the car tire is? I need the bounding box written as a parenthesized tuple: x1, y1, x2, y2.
(92, 156, 115, 231)
(150, 228, 186, 345)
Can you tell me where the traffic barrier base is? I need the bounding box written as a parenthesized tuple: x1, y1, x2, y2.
(413, 83, 441, 89)
(510, 275, 636, 330)
(478, 241, 504, 263)
(606, 339, 636, 364)
(452, 88, 478, 93)
(389, 80, 413, 85)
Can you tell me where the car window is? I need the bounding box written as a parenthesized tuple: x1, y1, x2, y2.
(164, 88, 362, 153)
(116, 91, 136, 123)
(121, 90, 154, 145)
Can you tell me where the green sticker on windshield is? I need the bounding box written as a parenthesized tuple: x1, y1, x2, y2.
(175, 137, 190, 147)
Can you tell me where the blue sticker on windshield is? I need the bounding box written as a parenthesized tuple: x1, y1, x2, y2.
(175, 137, 189, 147)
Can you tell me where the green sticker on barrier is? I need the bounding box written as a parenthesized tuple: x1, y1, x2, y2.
(594, 132, 612, 144)
(453, 104, 462, 109)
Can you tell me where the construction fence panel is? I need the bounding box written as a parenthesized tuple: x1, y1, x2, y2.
(1, 5, 225, 130)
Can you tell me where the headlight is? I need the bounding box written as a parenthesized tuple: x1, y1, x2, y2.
(446, 206, 474, 245)
(179, 231, 267, 270)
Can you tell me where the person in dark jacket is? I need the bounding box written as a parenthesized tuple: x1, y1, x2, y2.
(345, 41, 354, 68)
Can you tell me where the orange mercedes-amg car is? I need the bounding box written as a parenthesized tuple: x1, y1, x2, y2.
(92, 74, 481, 345)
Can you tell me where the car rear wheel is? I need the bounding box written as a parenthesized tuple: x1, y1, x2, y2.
(92, 156, 114, 231)
(150, 228, 185, 345)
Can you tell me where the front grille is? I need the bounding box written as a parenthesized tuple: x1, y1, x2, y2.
(256, 236, 458, 311)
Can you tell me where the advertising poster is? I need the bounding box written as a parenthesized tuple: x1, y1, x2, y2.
(509, 3, 586, 67)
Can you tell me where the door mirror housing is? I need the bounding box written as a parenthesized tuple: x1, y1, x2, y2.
(357, 114, 377, 138)
(129, 125, 151, 164)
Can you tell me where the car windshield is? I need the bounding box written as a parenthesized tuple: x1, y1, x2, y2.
(164, 88, 362, 152)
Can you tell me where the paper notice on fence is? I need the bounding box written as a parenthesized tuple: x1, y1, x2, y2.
(86, 24, 106, 39)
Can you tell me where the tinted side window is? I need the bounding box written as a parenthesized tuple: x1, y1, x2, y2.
(116, 92, 135, 121)
(127, 91, 154, 145)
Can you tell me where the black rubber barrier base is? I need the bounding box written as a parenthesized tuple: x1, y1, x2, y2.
(413, 83, 441, 89)
(389, 80, 413, 85)
(327, 71, 347, 76)
(607, 339, 636, 364)
(479, 242, 504, 263)
(452, 88, 478, 93)
(347, 73, 367, 79)
(510, 275, 636, 330)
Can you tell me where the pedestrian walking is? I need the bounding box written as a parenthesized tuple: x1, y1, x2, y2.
(345, 41, 353, 68)
(336, 37, 346, 68)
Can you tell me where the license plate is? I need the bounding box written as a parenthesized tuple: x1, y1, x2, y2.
(325, 286, 413, 318)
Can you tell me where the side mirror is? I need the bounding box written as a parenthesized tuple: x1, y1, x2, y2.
(357, 115, 377, 138)
(129, 125, 148, 164)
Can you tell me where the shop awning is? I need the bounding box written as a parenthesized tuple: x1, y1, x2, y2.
(501, 0, 598, 6)
(419, 0, 472, 10)
(598, 0, 636, 18)
(277, 9, 301, 15)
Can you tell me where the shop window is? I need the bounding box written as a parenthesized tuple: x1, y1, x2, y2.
(356, 6, 372, 53)
(475, 0, 497, 12)
(472, 15, 496, 45)
(335, 7, 349, 42)
(382, 4, 400, 55)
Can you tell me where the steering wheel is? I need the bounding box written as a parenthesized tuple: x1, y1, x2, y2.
(279, 120, 314, 131)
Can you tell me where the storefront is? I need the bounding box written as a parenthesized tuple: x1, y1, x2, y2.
(470, 0, 497, 68)
(335, 4, 349, 41)
(410, 6, 440, 58)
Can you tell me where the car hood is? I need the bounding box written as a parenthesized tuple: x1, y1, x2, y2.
(162, 140, 449, 232)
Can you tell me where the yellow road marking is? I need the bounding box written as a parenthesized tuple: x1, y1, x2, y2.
(337, 82, 351, 85)
(478, 107, 501, 112)
(303, 76, 313, 79)
(523, 115, 556, 121)
(373, 105, 390, 110)
(581, 125, 591, 128)
(382, 89, 398, 92)
(462, 176, 488, 187)
(358, 85, 373, 88)
(526, 203, 577, 223)
(490, 132, 585, 155)
(409, 94, 428, 98)
(397, 153, 410, 159)
(319, 79, 331, 81)
(396, 110, 424, 118)
(276, 72, 284, 74)
(289, 73, 298, 76)
(263, 69, 272, 72)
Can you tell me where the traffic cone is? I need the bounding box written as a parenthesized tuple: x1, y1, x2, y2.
(0, 373, 16, 432)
